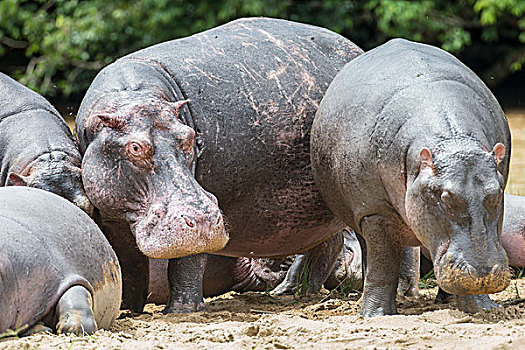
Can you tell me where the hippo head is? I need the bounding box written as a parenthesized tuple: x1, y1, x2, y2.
(405, 138, 510, 295)
(80, 97, 228, 259)
(7, 151, 94, 216)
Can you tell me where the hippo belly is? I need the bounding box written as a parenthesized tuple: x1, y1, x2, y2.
(0, 187, 121, 334)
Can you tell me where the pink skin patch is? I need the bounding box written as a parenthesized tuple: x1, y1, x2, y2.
(500, 230, 525, 268)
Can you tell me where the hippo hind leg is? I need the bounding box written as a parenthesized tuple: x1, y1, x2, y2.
(56, 285, 97, 335)
(271, 232, 343, 295)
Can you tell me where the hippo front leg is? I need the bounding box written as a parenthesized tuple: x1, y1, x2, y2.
(56, 285, 97, 335)
(163, 253, 207, 314)
(398, 246, 420, 296)
(272, 231, 343, 295)
(360, 215, 404, 317)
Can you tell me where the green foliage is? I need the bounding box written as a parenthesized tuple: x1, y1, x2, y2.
(0, 0, 523, 97)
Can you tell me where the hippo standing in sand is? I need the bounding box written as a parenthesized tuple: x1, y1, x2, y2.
(0, 72, 92, 214)
(311, 38, 511, 317)
(0, 187, 121, 336)
(75, 17, 362, 313)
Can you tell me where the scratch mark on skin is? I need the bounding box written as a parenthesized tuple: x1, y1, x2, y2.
(191, 66, 231, 84)
(235, 63, 258, 82)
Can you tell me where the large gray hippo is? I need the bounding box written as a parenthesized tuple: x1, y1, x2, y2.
(0, 187, 121, 335)
(75, 17, 362, 313)
(311, 38, 511, 317)
(0, 72, 92, 214)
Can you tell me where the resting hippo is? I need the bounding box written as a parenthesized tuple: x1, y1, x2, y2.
(311, 38, 511, 317)
(0, 72, 92, 214)
(0, 187, 121, 335)
(75, 17, 362, 312)
(147, 229, 364, 302)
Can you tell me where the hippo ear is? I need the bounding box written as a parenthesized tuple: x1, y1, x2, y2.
(492, 143, 505, 166)
(419, 148, 434, 172)
(7, 172, 29, 186)
(95, 114, 125, 130)
(170, 99, 190, 118)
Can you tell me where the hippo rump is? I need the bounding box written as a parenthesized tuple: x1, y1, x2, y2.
(75, 17, 363, 312)
(147, 229, 363, 303)
(311, 38, 511, 317)
(0, 187, 121, 335)
(0, 72, 92, 214)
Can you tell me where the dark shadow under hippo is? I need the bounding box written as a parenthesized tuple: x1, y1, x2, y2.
(75, 17, 363, 313)
(0, 187, 121, 336)
(0, 72, 92, 214)
(311, 39, 511, 317)
(147, 229, 363, 303)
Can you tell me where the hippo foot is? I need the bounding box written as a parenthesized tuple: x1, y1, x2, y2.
(56, 285, 98, 335)
(162, 301, 206, 314)
(455, 294, 500, 314)
(434, 288, 454, 304)
(359, 286, 397, 317)
(21, 322, 53, 336)
(359, 302, 397, 318)
(397, 278, 419, 297)
(270, 281, 296, 296)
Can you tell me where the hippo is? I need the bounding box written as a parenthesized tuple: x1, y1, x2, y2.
(0, 187, 121, 336)
(311, 38, 511, 317)
(75, 17, 363, 313)
(0, 72, 92, 214)
(147, 229, 364, 303)
(501, 193, 525, 267)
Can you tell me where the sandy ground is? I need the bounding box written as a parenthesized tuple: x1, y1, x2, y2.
(3, 279, 525, 350)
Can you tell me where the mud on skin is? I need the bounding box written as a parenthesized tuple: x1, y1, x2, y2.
(75, 17, 362, 312)
(0, 72, 93, 215)
(0, 187, 121, 336)
(311, 38, 511, 317)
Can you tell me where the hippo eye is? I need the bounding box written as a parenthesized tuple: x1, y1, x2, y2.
(129, 142, 143, 156)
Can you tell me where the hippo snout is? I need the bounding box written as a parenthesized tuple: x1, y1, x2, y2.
(133, 201, 228, 259)
(435, 250, 510, 295)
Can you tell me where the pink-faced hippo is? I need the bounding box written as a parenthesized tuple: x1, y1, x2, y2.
(75, 17, 363, 313)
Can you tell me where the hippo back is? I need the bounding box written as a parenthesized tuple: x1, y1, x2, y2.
(0, 187, 121, 333)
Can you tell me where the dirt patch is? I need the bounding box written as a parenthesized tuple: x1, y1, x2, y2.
(3, 280, 525, 349)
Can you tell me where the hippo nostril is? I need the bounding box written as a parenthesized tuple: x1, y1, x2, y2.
(216, 214, 222, 226)
(183, 216, 195, 228)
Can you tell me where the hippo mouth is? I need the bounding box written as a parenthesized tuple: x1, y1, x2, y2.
(131, 207, 229, 259)
(434, 241, 511, 295)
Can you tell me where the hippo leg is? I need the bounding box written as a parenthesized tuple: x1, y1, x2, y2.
(163, 253, 207, 314)
(455, 294, 500, 313)
(99, 217, 149, 313)
(397, 246, 420, 296)
(56, 285, 97, 335)
(271, 232, 343, 295)
(360, 215, 404, 317)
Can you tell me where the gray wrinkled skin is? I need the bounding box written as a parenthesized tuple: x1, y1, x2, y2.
(311, 39, 511, 317)
(0, 72, 92, 215)
(0, 187, 121, 335)
(75, 17, 362, 313)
